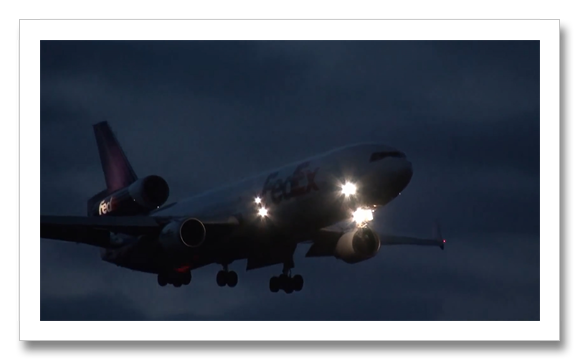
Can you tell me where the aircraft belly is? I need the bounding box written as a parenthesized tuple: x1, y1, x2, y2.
(245, 241, 297, 271)
(107, 173, 379, 275)
(103, 239, 166, 273)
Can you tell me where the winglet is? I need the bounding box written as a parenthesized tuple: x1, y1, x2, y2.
(433, 220, 445, 250)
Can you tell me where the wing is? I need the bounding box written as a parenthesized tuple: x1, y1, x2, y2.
(40, 215, 166, 248)
(305, 225, 445, 258)
(381, 221, 445, 249)
(40, 215, 238, 249)
(379, 234, 445, 250)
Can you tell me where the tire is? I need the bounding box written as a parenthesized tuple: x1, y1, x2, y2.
(216, 270, 227, 287)
(292, 275, 304, 292)
(227, 271, 238, 287)
(269, 276, 280, 292)
(157, 274, 167, 287)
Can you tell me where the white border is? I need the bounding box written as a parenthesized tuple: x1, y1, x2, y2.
(21, 19, 559, 341)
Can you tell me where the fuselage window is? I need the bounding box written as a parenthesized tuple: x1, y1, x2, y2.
(369, 151, 406, 162)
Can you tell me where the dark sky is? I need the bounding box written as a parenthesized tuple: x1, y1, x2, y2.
(40, 40, 539, 321)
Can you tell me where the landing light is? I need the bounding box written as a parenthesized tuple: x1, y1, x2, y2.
(353, 207, 373, 226)
(342, 182, 357, 196)
(254, 196, 262, 204)
(258, 207, 268, 217)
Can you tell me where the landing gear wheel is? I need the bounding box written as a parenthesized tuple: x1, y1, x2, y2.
(173, 281, 182, 288)
(269, 276, 280, 293)
(292, 275, 304, 291)
(283, 281, 293, 294)
(216, 270, 227, 287)
(157, 274, 168, 287)
(278, 274, 293, 294)
(226, 271, 238, 287)
(269, 269, 304, 293)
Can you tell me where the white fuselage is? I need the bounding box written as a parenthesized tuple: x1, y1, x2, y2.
(151, 143, 413, 241)
(101, 143, 413, 273)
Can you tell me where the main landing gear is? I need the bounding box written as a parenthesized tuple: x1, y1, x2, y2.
(269, 261, 303, 294)
(158, 271, 191, 288)
(216, 264, 238, 288)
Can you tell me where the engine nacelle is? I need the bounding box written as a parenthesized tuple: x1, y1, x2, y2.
(90, 175, 170, 216)
(159, 218, 206, 253)
(335, 227, 381, 264)
(127, 175, 170, 209)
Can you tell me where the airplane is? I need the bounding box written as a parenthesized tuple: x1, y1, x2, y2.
(41, 121, 445, 294)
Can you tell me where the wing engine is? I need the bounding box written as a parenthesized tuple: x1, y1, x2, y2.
(159, 218, 206, 253)
(334, 227, 381, 264)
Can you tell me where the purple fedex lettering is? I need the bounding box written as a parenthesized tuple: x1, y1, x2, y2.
(261, 162, 320, 204)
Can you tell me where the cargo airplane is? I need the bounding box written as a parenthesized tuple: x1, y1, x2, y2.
(41, 122, 445, 293)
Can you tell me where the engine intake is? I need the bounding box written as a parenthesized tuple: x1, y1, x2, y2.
(335, 227, 381, 264)
(159, 218, 206, 253)
(179, 218, 206, 247)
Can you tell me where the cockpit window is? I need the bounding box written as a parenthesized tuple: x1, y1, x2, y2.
(369, 151, 406, 162)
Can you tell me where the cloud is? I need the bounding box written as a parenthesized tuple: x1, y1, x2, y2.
(41, 293, 145, 321)
(41, 231, 538, 321)
(40, 40, 539, 321)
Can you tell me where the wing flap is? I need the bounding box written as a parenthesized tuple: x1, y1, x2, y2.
(41, 221, 111, 248)
(41, 215, 166, 248)
(41, 215, 162, 233)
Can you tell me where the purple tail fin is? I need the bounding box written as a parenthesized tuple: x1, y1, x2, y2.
(93, 121, 138, 191)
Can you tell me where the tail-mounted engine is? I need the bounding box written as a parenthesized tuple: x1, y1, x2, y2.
(334, 226, 381, 264)
(89, 175, 170, 216)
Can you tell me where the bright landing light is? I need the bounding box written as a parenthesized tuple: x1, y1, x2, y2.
(353, 207, 373, 226)
(255, 196, 262, 204)
(342, 182, 357, 196)
(258, 207, 268, 217)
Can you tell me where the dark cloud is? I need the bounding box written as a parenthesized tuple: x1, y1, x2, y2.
(40, 40, 539, 321)
(41, 293, 146, 321)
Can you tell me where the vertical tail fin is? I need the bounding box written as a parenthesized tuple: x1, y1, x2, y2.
(93, 121, 138, 191)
